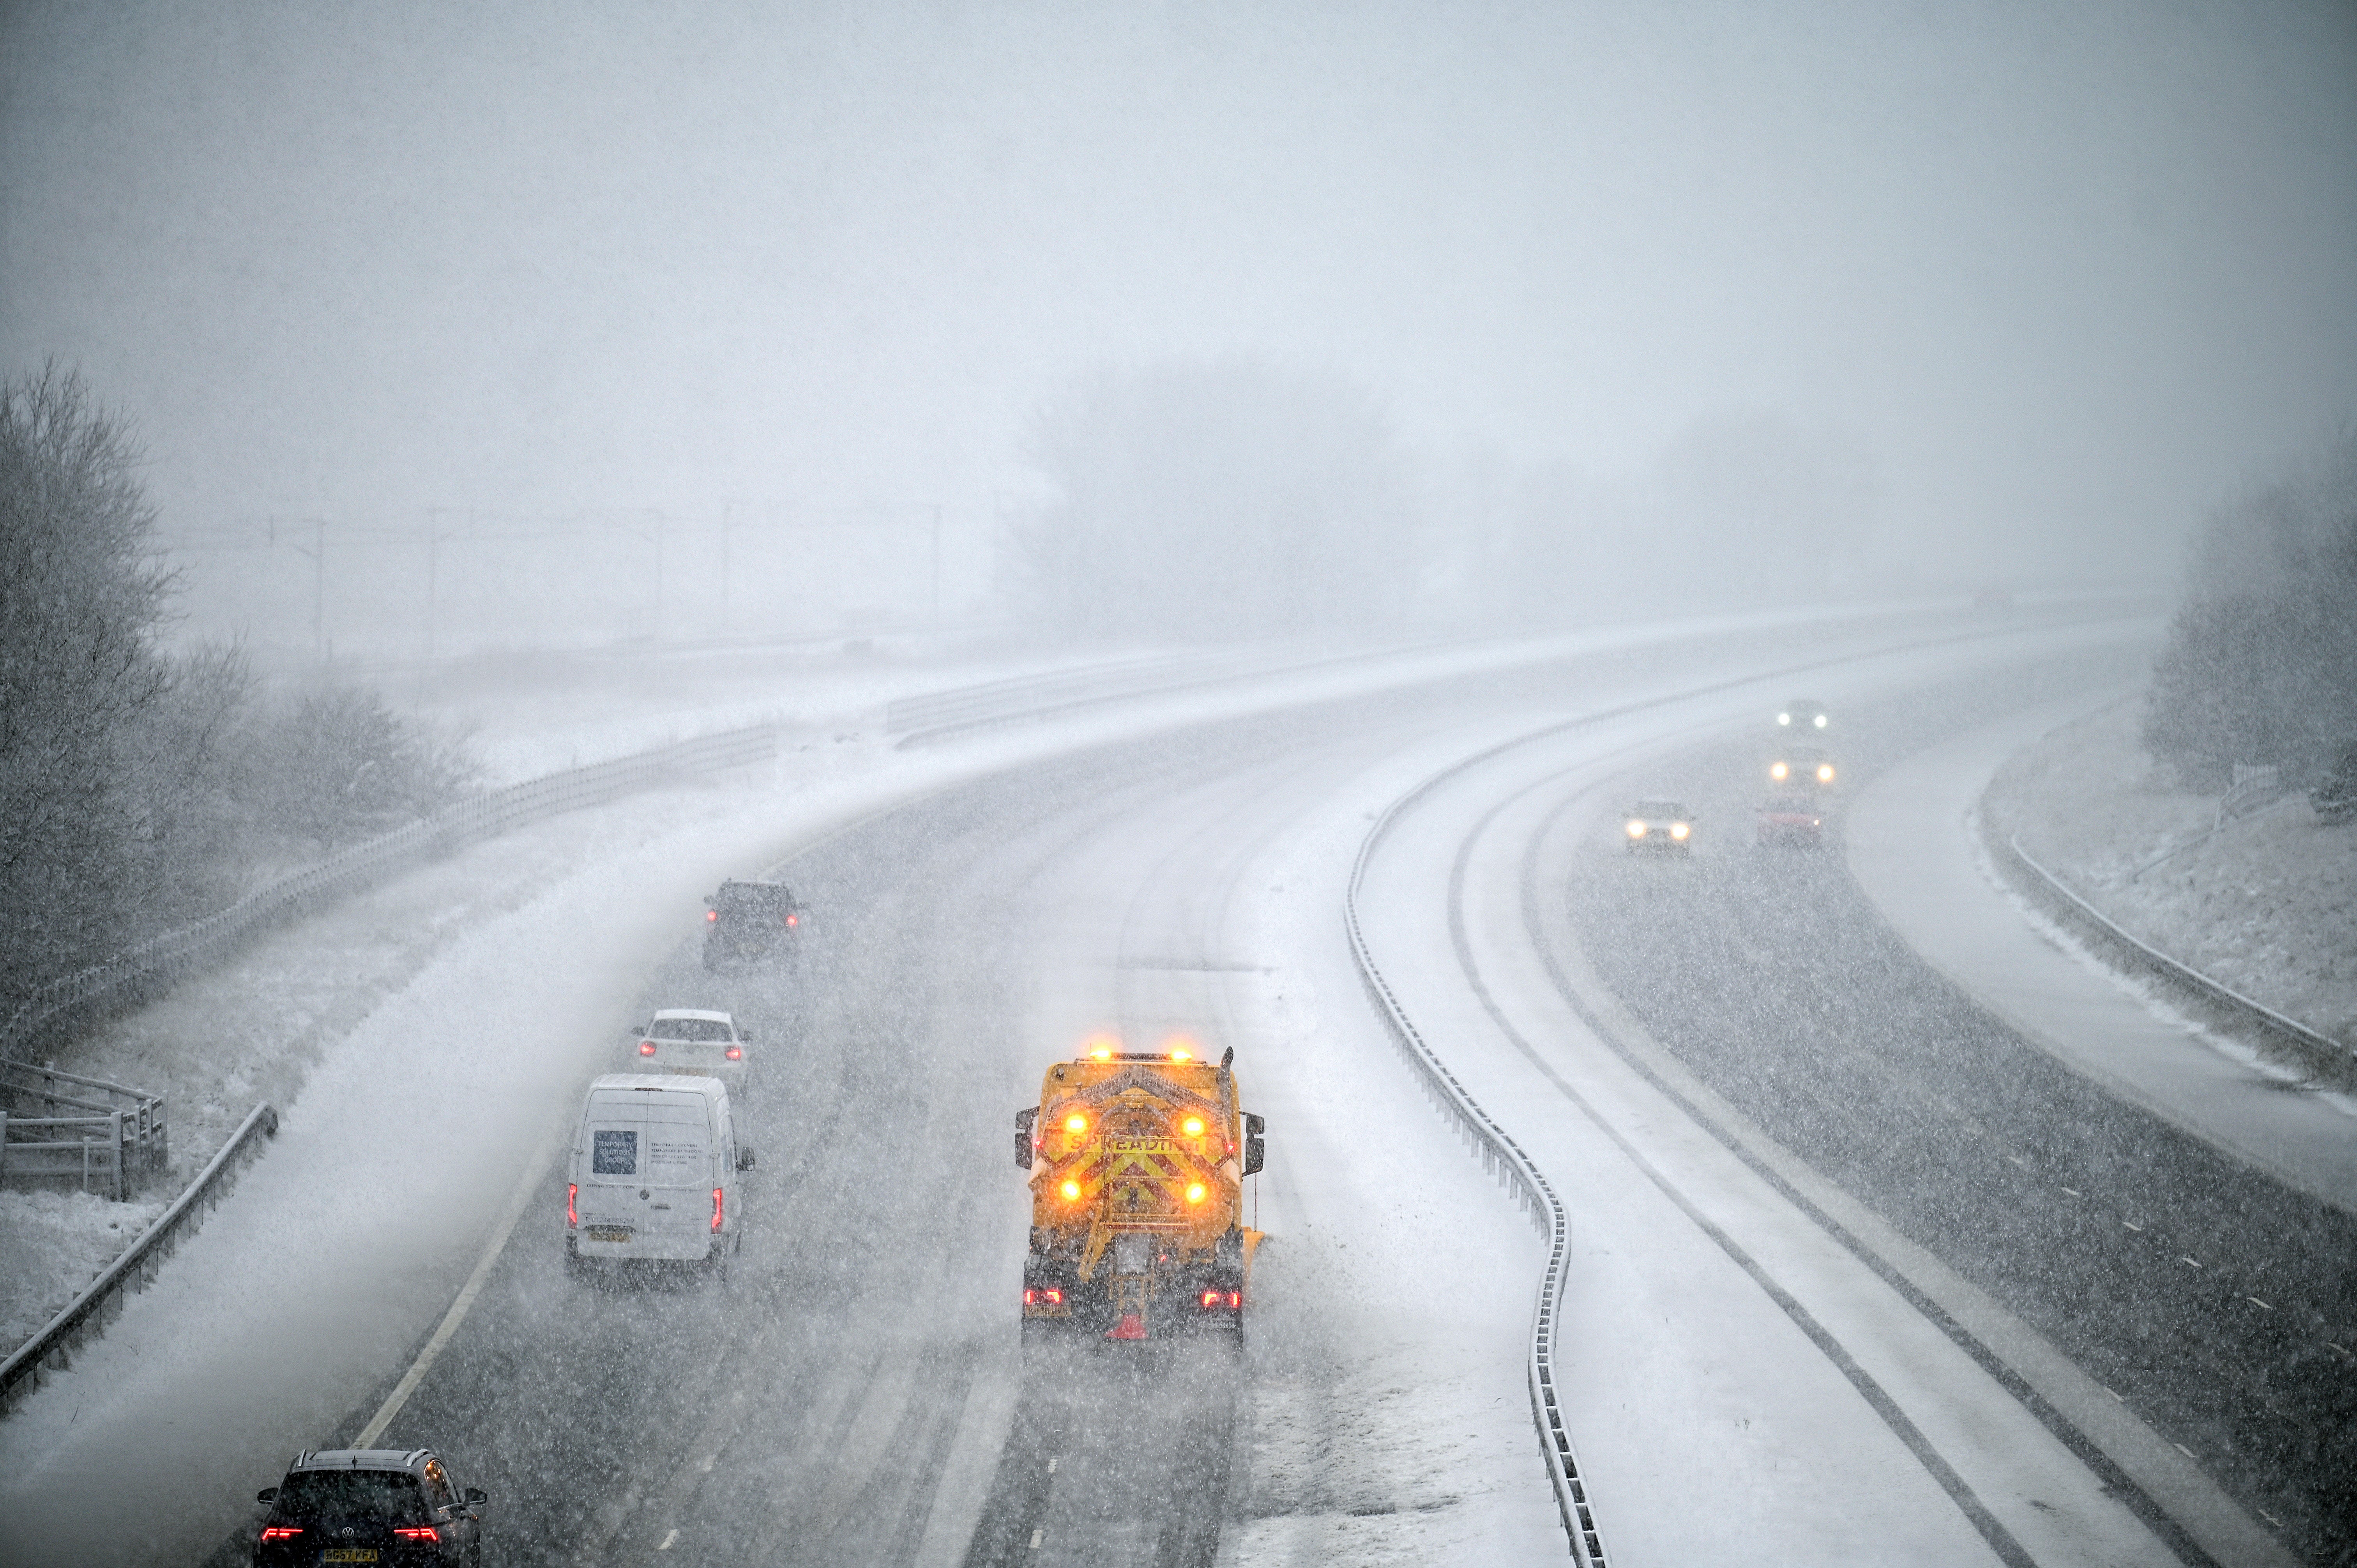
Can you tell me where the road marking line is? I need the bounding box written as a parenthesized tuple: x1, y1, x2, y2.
(2060, 1186, 2080, 1196)
(658, 1528, 678, 1550)
(1046, 1456, 1057, 1474)
(2248, 1298, 2272, 1310)
(2180, 1256, 2202, 1268)
(354, 1107, 569, 1446)
(2175, 1443, 2196, 1460)
(2122, 1220, 2143, 1231)
(1030, 1527, 1044, 1549)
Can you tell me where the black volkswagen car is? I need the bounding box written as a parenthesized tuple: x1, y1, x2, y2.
(254, 1448, 484, 1566)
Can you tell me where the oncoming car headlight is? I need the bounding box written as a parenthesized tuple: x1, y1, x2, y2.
(1813, 713, 1828, 728)
(1626, 819, 1647, 838)
(1769, 761, 1789, 781)
(1670, 822, 1689, 839)
(1817, 763, 1836, 783)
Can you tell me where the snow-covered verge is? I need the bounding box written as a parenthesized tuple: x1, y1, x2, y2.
(0, 1188, 169, 1351)
(1981, 697, 2357, 1052)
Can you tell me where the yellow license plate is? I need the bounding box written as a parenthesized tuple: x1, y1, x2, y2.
(587, 1226, 632, 1243)
(322, 1552, 378, 1564)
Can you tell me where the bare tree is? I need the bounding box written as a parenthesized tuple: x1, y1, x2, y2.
(2145, 431, 2357, 785)
(0, 367, 184, 1010)
(1009, 359, 1425, 641)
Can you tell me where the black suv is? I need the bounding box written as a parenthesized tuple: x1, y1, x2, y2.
(254, 1448, 484, 1566)
(703, 878, 805, 970)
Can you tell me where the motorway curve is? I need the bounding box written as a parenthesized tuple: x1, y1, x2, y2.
(104, 603, 2309, 1568)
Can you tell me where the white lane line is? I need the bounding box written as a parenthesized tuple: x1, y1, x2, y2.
(658, 1527, 678, 1550)
(354, 1106, 570, 1446)
(1029, 1526, 1044, 1549)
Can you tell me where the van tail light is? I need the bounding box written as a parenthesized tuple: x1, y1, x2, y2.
(786, 913, 798, 927)
(639, 1040, 656, 1056)
(706, 909, 718, 922)
(259, 1527, 302, 1542)
(712, 1187, 724, 1231)
(567, 1183, 578, 1227)
(393, 1525, 439, 1542)
(725, 1046, 742, 1060)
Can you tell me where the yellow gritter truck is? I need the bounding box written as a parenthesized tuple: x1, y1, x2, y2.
(1014, 1040, 1264, 1342)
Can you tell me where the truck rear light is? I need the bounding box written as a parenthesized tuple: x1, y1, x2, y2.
(1025, 1287, 1064, 1305)
(1200, 1289, 1221, 1308)
(725, 1046, 742, 1060)
(259, 1526, 302, 1542)
(1199, 1289, 1240, 1310)
(785, 913, 798, 927)
(567, 1183, 577, 1227)
(712, 1187, 724, 1231)
(639, 1040, 656, 1056)
(706, 909, 718, 922)
(393, 1526, 439, 1542)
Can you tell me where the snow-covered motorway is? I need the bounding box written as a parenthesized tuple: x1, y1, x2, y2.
(15, 600, 2319, 1568)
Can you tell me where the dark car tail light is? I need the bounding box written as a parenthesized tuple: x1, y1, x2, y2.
(259, 1526, 302, 1542)
(393, 1525, 439, 1542)
(639, 1040, 656, 1056)
(725, 1045, 742, 1060)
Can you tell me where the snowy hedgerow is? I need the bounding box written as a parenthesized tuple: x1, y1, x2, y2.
(2145, 432, 2357, 788)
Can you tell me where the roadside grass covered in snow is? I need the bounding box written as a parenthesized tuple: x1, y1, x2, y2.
(0, 1187, 169, 1351)
(1983, 698, 2357, 1052)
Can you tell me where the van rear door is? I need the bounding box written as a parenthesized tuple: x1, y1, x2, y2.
(575, 1091, 717, 1261)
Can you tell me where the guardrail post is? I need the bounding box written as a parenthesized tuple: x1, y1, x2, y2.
(0, 1110, 8, 1180)
(109, 1111, 124, 1201)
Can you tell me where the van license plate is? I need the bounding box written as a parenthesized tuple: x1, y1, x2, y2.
(322, 1552, 378, 1563)
(587, 1226, 632, 1243)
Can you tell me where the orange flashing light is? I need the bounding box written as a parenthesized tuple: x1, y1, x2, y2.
(1186, 1182, 1208, 1204)
(1061, 1180, 1083, 1201)
(1065, 1113, 1088, 1134)
(1182, 1116, 1204, 1136)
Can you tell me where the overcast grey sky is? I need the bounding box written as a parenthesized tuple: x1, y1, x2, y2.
(4, 0, 2353, 599)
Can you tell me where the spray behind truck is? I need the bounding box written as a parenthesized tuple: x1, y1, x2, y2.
(1014, 1038, 1265, 1342)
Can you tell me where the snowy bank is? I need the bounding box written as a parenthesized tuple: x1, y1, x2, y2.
(1981, 699, 2357, 1056)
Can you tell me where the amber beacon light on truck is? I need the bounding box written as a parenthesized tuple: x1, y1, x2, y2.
(1014, 1037, 1264, 1344)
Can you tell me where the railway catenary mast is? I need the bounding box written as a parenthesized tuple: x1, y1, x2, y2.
(1014, 1038, 1265, 1341)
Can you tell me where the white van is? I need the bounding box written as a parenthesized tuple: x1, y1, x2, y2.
(565, 1074, 753, 1278)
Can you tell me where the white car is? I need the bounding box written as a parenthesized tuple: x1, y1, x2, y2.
(630, 1008, 753, 1095)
